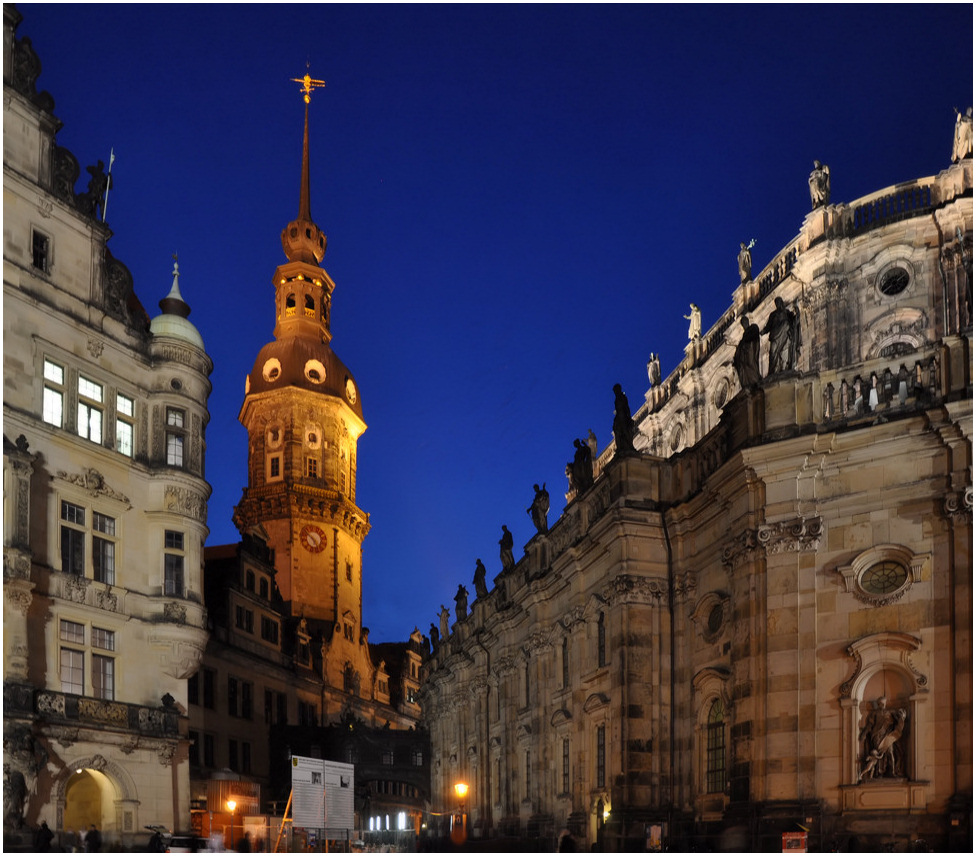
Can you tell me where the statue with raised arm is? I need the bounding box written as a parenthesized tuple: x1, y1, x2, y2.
(499, 525, 515, 571)
(738, 239, 755, 284)
(612, 384, 636, 454)
(763, 297, 801, 374)
(684, 303, 702, 340)
(527, 483, 550, 534)
(808, 160, 831, 208)
(733, 315, 762, 390)
(952, 107, 973, 163)
(473, 559, 489, 599)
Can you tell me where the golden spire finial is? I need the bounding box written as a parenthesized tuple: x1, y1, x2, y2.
(291, 64, 325, 104)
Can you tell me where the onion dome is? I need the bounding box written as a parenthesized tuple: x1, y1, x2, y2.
(149, 257, 205, 349)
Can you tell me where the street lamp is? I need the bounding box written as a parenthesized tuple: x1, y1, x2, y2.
(226, 799, 237, 851)
(451, 782, 468, 845)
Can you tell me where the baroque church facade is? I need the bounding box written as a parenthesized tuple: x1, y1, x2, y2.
(3, 6, 212, 848)
(420, 120, 973, 851)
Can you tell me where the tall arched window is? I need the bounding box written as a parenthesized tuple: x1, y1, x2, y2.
(706, 699, 726, 793)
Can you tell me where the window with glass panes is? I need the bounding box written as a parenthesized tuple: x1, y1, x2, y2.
(77, 375, 103, 443)
(164, 530, 184, 595)
(92, 512, 116, 584)
(60, 501, 85, 575)
(116, 393, 134, 456)
(43, 359, 64, 427)
(59, 619, 85, 694)
(706, 699, 726, 793)
(166, 408, 185, 467)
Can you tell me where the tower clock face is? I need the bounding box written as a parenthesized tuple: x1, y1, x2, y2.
(299, 524, 326, 553)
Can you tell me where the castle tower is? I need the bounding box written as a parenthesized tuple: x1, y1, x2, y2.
(234, 74, 370, 642)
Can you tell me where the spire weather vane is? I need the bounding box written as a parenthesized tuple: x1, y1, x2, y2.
(291, 66, 325, 104)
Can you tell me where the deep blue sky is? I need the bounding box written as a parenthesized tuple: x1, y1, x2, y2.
(18, 4, 972, 641)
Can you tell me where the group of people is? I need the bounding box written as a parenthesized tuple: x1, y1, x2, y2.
(34, 822, 101, 852)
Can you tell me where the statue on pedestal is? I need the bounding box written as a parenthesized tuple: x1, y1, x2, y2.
(808, 160, 831, 208)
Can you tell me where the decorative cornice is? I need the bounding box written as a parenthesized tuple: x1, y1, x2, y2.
(164, 486, 207, 524)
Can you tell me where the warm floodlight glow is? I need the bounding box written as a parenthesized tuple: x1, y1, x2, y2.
(454, 781, 468, 800)
(603, 805, 611, 822)
(226, 799, 237, 813)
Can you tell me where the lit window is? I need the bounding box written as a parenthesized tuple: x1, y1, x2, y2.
(116, 393, 134, 457)
(164, 530, 185, 596)
(43, 359, 64, 427)
(77, 376, 103, 444)
(32, 229, 50, 272)
(92, 512, 116, 585)
(60, 501, 86, 575)
(166, 408, 186, 467)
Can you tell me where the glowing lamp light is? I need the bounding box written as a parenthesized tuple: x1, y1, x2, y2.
(602, 805, 611, 822)
(226, 799, 237, 813)
(454, 782, 468, 801)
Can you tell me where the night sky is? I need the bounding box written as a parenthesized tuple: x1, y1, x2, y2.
(17, 4, 973, 641)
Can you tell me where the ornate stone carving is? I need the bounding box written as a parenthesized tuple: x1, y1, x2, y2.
(3, 584, 33, 617)
(36, 692, 66, 718)
(943, 486, 973, 522)
(756, 516, 823, 554)
(52, 144, 80, 204)
(138, 708, 166, 732)
(61, 574, 89, 604)
(86, 338, 104, 358)
(3, 553, 31, 582)
(722, 529, 759, 569)
(604, 574, 667, 605)
(103, 251, 134, 323)
(56, 468, 129, 503)
(164, 486, 206, 523)
(94, 589, 118, 612)
(78, 699, 128, 725)
(163, 602, 187, 624)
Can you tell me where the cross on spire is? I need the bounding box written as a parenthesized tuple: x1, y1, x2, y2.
(291, 66, 326, 105)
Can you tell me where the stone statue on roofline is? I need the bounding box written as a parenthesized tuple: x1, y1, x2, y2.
(473, 559, 489, 599)
(612, 384, 636, 455)
(763, 296, 802, 374)
(738, 239, 755, 284)
(569, 438, 593, 493)
(438, 605, 450, 640)
(527, 483, 550, 534)
(499, 525, 515, 571)
(647, 353, 661, 386)
(683, 303, 702, 340)
(809, 160, 831, 208)
(733, 315, 762, 390)
(454, 585, 468, 622)
(952, 106, 973, 162)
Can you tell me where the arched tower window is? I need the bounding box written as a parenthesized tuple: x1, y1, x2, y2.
(304, 294, 315, 317)
(285, 294, 296, 317)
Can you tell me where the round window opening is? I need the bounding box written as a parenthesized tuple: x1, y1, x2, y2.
(879, 267, 910, 297)
(262, 358, 282, 382)
(860, 561, 908, 596)
(304, 359, 326, 384)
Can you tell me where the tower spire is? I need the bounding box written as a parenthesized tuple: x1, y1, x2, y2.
(291, 69, 325, 223)
(281, 69, 327, 265)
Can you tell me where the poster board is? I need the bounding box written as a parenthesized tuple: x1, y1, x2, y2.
(290, 755, 355, 830)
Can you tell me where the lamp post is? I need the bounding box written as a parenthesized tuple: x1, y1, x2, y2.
(451, 782, 468, 845)
(226, 799, 237, 851)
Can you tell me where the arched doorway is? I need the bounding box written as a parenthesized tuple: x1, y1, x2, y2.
(63, 768, 115, 835)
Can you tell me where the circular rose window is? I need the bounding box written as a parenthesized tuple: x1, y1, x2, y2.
(879, 267, 910, 297)
(860, 561, 908, 596)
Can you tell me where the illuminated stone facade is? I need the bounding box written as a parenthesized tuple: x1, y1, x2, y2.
(3, 6, 212, 848)
(421, 129, 972, 851)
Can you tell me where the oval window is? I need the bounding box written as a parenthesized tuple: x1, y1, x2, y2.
(879, 267, 910, 297)
(262, 358, 282, 382)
